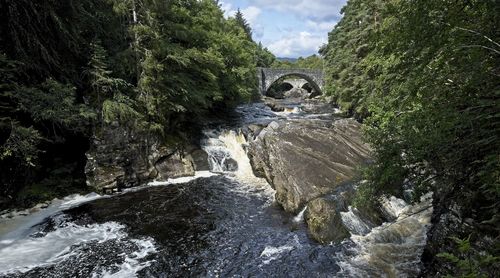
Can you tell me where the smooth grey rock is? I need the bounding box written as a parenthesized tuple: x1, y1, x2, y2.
(268, 121, 280, 130)
(248, 118, 371, 213)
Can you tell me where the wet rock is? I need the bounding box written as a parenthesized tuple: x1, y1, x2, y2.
(190, 149, 210, 171)
(85, 124, 197, 192)
(244, 124, 265, 140)
(86, 165, 125, 190)
(155, 152, 195, 180)
(248, 118, 371, 213)
(267, 90, 285, 99)
(223, 158, 238, 172)
(305, 195, 350, 244)
(262, 97, 302, 113)
(284, 88, 310, 99)
(300, 99, 339, 115)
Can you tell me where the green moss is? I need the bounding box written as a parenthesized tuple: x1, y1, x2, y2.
(16, 184, 60, 208)
(14, 173, 89, 209)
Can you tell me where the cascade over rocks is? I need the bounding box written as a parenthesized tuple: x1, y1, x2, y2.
(248, 118, 371, 214)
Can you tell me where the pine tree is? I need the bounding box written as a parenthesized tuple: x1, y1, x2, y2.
(234, 8, 253, 41)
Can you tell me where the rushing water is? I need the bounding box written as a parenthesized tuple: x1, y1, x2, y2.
(0, 101, 432, 277)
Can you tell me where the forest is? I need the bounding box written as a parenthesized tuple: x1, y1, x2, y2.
(322, 0, 499, 275)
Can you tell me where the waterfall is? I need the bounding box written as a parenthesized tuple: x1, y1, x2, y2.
(340, 206, 372, 236)
(337, 194, 433, 277)
(380, 196, 408, 219)
(293, 206, 307, 223)
(202, 128, 275, 200)
(203, 130, 258, 181)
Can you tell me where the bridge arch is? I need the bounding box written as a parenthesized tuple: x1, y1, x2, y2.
(257, 68, 324, 96)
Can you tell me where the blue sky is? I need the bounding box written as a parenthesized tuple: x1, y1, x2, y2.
(220, 0, 347, 58)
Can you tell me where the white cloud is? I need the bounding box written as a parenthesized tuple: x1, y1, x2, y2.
(219, 2, 263, 39)
(241, 6, 262, 25)
(254, 0, 345, 21)
(220, 1, 234, 18)
(221, 0, 347, 57)
(306, 20, 338, 31)
(219, 2, 262, 25)
(267, 31, 326, 57)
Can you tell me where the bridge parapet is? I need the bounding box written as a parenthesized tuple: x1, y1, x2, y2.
(257, 67, 324, 95)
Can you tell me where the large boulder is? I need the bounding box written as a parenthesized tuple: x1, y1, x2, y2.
(304, 185, 386, 244)
(284, 88, 310, 99)
(155, 151, 195, 180)
(248, 118, 371, 213)
(190, 149, 210, 171)
(305, 194, 350, 244)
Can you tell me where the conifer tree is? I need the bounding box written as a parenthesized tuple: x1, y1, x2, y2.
(234, 8, 253, 41)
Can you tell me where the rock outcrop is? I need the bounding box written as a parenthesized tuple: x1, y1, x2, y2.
(248, 118, 371, 213)
(85, 123, 206, 192)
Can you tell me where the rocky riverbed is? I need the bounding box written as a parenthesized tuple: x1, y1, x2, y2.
(0, 98, 433, 277)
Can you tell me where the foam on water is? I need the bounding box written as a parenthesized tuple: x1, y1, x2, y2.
(0, 220, 157, 276)
(260, 245, 295, 264)
(93, 239, 157, 278)
(341, 206, 372, 235)
(293, 206, 307, 223)
(337, 194, 433, 277)
(147, 171, 217, 187)
(273, 106, 301, 117)
(202, 129, 275, 200)
(260, 235, 301, 265)
(0, 193, 107, 245)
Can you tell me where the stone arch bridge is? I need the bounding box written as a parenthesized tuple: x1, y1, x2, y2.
(257, 68, 324, 95)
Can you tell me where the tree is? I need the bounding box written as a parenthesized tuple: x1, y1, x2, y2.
(322, 0, 384, 119)
(234, 8, 253, 41)
(324, 0, 499, 274)
(256, 42, 276, 68)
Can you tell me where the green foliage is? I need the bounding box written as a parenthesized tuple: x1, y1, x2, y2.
(256, 42, 276, 68)
(234, 8, 253, 41)
(0, 122, 42, 167)
(437, 236, 499, 278)
(322, 0, 384, 118)
(102, 97, 141, 125)
(0, 0, 262, 207)
(14, 80, 95, 131)
(326, 0, 499, 274)
(271, 55, 324, 70)
(87, 41, 131, 104)
(295, 55, 324, 69)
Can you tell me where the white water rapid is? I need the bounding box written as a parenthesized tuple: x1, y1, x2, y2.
(337, 194, 433, 277)
(202, 129, 274, 198)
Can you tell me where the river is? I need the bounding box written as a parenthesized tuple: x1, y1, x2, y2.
(0, 101, 432, 277)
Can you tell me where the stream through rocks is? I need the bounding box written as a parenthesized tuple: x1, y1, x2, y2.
(0, 100, 432, 277)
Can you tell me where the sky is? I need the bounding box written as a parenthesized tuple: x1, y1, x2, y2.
(220, 0, 347, 58)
